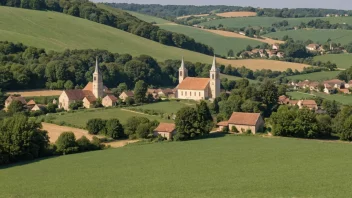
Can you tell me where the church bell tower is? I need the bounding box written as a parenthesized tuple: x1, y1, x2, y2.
(209, 56, 220, 99)
(178, 57, 188, 84)
(93, 57, 104, 98)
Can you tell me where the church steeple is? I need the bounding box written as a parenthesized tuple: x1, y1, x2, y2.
(178, 57, 188, 84)
(93, 57, 103, 99)
(209, 55, 220, 99)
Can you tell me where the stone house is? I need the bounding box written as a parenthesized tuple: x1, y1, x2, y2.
(289, 100, 318, 110)
(4, 96, 27, 109)
(31, 104, 46, 112)
(102, 95, 118, 107)
(176, 56, 220, 101)
(306, 44, 320, 51)
(27, 100, 36, 109)
(324, 79, 345, 89)
(154, 123, 177, 140)
(119, 91, 134, 102)
(218, 112, 264, 134)
(272, 44, 280, 50)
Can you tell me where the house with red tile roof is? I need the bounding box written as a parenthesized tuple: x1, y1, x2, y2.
(119, 91, 134, 102)
(217, 112, 264, 134)
(102, 94, 118, 107)
(154, 123, 176, 140)
(58, 58, 111, 110)
(176, 56, 220, 101)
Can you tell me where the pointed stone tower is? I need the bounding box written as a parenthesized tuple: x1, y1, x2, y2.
(178, 57, 188, 84)
(209, 55, 220, 99)
(93, 57, 103, 99)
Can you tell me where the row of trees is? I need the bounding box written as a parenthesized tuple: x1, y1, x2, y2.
(0, 0, 213, 55)
(0, 114, 104, 165)
(269, 104, 352, 141)
(107, 3, 352, 19)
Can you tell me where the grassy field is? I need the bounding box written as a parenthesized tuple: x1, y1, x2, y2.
(265, 29, 352, 44)
(158, 24, 262, 56)
(3, 135, 352, 197)
(220, 73, 259, 84)
(129, 100, 194, 114)
(314, 54, 352, 69)
(122, 10, 172, 24)
(287, 91, 352, 105)
(287, 71, 341, 81)
(200, 16, 352, 29)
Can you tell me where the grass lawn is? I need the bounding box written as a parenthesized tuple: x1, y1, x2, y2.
(287, 91, 352, 105)
(52, 107, 173, 128)
(200, 16, 352, 29)
(157, 24, 263, 57)
(265, 29, 352, 44)
(3, 135, 352, 197)
(130, 100, 194, 114)
(314, 54, 352, 69)
(287, 71, 341, 81)
(220, 73, 259, 84)
(122, 10, 171, 24)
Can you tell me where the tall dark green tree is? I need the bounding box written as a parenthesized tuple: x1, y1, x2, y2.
(196, 101, 213, 135)
(55, 132, 78, 155)
(175, 107, 198, 140)
(134, 80, 147, 104)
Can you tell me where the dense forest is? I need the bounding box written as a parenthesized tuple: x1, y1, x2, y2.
(107, 3, 352, 19)
(0, 0, 213, 55)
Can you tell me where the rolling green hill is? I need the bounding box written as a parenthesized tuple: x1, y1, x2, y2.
(0, 6, 212, 63)
(158, 24, 263, 56)
(100, 4, 263, 57)
(286, 71, 341, 81)
(2, 135, 352, 197)
(199, 16, 352, 29)
(314, 54, 352, 69)
(265, 29, 352, 44)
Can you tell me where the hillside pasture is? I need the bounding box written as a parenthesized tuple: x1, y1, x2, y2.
(287, 71, 341, 81)
(265, 29, 352, 45)
(157, 24, 263, 56)
(200, 16, 352, 29)
(220, 59, 307, 71)
(202, 29, 284, 45)
(215, 11, 257, 18)
(220, 74, 259, 84)
(3, 135, 352, 197)
(287, 91, 352, 105)
(122, 9, 172, 24)
(314, 54, 352, 69)
(129, 100, 194, 114)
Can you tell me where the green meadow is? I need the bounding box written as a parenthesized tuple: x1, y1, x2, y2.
(0, 6, 213, 64)
(287, 91, 352, 105)
(220, 73, 259, 84)
(265, 29, 352, 44)
(200, 16, 352, 29)
(287, 71, 341, 81)
(2, 135, 352, 197)
(158, 24, 263, 56)
(314, 54, 352, 69)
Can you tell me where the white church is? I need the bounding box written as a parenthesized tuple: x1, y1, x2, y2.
(176, 56, 220, 100)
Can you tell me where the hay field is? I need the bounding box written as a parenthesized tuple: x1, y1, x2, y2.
(6, 89, 62, 97)
(218, 59, 307, 71)
(216, 11, 257, 17)
(176, 14, 209, 20)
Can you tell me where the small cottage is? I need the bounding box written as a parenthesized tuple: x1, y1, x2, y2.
(154, 123, 176, 140)
(102, 95, 118, 107)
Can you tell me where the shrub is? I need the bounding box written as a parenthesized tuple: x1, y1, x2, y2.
(222, 126, 229, 133)
(86, 118, 106, 135)
(55, 132, 78, 155)
(231, 126, 239, 133)
(76, 136, 93, 152)
(103, 119, 125, 139)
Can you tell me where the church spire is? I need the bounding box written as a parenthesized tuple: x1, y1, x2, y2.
(94, 57, 99, 74)
(210, 55, 218, 71)
(180, 56, 185, 69)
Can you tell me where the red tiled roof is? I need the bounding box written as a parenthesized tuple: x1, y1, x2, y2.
(64, 90, 95, 101)
(324, 79, 345, 85)
(154, 123, 176, 133)
(217, 121, 229, 126)
(105, 94, 118, 102)
(6, 96, 27, 104)
(228, 112, 261, 126)
(27, 100, 36, 105)
(123, 91, 134, 97)
(83, 82, 109, 92)
(289, 100, 299, 105)
(177, 77, 210, 90)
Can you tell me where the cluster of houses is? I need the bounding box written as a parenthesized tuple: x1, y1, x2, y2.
(4, 95, 55, 112)
(305, 43, 347, 54)
(240, 44, 285, 59)
(290, 79, 352, 94)
(278, 95, 318, 110)
(325, 14, 349, 17)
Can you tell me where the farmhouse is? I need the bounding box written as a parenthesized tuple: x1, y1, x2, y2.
(119, 91, 134, 102)
(58, 58, 112, 110)
(272, 44, 280, 50)
(289, 100, 318, 110)
(154, 123, 176, 140)
(306, 44, 320, 51)
(4, 96, 27, 109)
(218, 112, 264, 134)
(102, 95, 118, 107)
(176, 56, 220, 100)
(31, 104, 46, 111)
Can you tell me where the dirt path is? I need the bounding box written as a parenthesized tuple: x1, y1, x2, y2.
(41, 123, 138, 148)
(215, 11, 257, 18)
(177, 14, 209, 20)
(202, 29, 284, 45)
(6, 89, 62, 97)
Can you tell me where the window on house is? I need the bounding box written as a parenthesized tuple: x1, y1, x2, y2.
(181, 91, 183, 96)
(190, 92, 192, 96)
(199, 92, 201, 96)
(185, 92, 187, 96)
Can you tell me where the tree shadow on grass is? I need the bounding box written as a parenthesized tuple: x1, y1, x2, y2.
(192, 132, 227, 141)
(0, 155, 59, 170)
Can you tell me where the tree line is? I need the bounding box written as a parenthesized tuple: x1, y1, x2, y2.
(0, 0, 213, 55)
(106, 3, 352, 19)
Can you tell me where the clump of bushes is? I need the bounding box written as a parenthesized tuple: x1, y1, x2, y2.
(55, 132, 104, 155)
(86, 118, 125, 140)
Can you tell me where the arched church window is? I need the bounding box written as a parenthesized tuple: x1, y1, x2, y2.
(180, 71, 182, 76)
(94, 77, 96, 81)
(212, 74, 214, 79)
